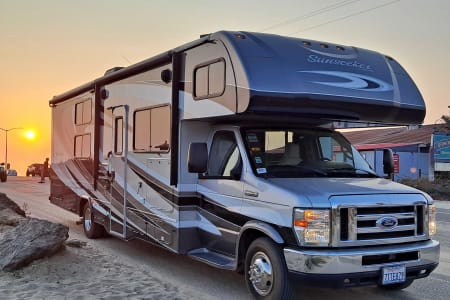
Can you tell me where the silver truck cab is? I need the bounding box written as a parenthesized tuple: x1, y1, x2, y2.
(189, 124, 439, 297)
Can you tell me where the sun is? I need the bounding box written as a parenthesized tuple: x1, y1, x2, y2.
(25, 130, 36, 140)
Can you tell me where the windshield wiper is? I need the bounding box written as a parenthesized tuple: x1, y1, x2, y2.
(332, 167, 378, 177)
(263, 165, 328, 178)
(296, 165, 328, 176)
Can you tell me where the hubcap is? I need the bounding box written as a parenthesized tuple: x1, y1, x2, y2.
(248, 251, 273, 296)
(84, 207, 92, 231)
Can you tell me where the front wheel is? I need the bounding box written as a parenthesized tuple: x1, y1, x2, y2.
(245, 237, 292, 300)
(83, 204, 105, 239)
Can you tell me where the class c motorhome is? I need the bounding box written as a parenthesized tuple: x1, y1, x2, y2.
(49, 31, 439, 299)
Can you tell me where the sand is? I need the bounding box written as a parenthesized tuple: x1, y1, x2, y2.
(0, 240, 207, 300)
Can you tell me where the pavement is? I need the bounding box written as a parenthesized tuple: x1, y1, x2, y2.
(435, 199, 450, 210)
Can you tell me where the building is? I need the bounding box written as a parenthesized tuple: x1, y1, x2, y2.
(342, 124, 448, 181)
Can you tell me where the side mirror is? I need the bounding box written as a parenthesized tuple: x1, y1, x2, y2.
(383, 148, 394, 175)
(188, 143, 208, 173)
(155, 140, 170, 152)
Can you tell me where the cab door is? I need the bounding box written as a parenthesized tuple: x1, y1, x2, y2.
(196, 130, 244, 254)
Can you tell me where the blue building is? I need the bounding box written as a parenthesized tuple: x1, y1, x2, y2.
(342, 124, 447, 181)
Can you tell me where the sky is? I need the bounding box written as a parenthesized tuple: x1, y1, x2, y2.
(0, 0, 449, 175)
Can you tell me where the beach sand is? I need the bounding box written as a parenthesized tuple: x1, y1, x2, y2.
(0, 240, 209, 300)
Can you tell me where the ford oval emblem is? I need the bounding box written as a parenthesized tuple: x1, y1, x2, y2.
(376, 216, 398, 230)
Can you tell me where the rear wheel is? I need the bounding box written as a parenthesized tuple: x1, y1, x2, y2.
(0, 173, 7, 182)
(83, 204, 105, 238)
(245, 237, 292, 300)
(378, 279, 414, 290)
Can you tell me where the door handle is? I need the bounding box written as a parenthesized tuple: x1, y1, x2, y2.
(244, 190, 259, 197)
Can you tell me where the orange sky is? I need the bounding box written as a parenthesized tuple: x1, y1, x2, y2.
(1, 0, 449, 175)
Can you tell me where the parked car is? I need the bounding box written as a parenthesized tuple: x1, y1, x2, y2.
(26, 163, 50, 177)
(0, 163, 7, 182)
(26, 163, 42, 177)
(7, 169, 17, 176)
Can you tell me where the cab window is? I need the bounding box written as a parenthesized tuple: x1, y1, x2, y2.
(206, 131, 242, 179)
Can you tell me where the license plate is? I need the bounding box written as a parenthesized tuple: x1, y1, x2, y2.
(382, 265, 406, 285)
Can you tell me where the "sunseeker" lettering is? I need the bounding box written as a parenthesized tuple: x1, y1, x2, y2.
(307, 55, 372, 71)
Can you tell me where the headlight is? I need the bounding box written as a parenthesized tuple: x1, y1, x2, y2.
(293, 208, 330, 246)
(429, 204, 437, 236)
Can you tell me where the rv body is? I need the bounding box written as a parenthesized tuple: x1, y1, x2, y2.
(49, 31, 439, 298)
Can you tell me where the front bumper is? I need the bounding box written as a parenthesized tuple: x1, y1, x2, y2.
(284, 239, 440, 288)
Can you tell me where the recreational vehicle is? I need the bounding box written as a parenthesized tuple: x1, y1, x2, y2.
(49, 31, 439, 299)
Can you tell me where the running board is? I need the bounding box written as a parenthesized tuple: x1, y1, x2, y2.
(188, 248, 236, 270)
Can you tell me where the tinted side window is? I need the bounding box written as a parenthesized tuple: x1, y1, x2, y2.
(75, 99, 92, 125)
(74, 134, 91, 158)
(133, 105, 171, 153)
(114, 117, 123, 155)
(207, 131, 241, 177)
(194, 59, 225, 100)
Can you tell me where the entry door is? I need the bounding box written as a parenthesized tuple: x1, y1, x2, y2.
(106, 106, 130, 238)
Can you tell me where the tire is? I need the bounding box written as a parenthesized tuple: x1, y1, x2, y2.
(245, 237, 292, 300)
(0, 173, 6, 182)
(378, 279, 414, 290)
(26, 171, 30, 177)
(83, 204, 105, 239)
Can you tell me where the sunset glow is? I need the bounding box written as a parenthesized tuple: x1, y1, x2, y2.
(1, 1, 449, 176)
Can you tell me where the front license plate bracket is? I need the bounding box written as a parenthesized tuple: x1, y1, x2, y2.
(381, 264, 406, 285)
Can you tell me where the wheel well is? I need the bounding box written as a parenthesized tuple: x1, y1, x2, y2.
(237, 229, 283, 273)
(78, 197, 88, 217)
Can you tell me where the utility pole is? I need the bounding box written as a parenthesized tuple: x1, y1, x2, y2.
(0, 127, 23, 169)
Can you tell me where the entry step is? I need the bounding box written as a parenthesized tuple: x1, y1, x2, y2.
(188, 248, 235, 270)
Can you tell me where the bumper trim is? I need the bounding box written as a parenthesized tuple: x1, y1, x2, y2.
(284, 240, 440, 275)
(288, 263, 438, 288)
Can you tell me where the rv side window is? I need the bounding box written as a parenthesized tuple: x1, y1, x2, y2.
(133, 105, 171, 153)
(74, 134, 91, 158)
(114, 117, 123, 155)
(75, 99, 92, 125)
(205, 131, 242, 178)
(194, 59, 225, 100)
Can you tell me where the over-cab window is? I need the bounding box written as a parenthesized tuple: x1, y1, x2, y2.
(133, 105, 171, 153)
(194, 59, 225, 99)
(75, 99, 92, 125)
(74, 134, 91, 158)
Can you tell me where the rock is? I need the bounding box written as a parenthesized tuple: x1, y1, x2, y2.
(65, 239, 87, 248)
(0, 193, 26, 217)
(0, 208, 26, 226)
(0, 218, 69, 271)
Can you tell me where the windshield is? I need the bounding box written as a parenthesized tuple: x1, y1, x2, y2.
(243, 128, 376, 178)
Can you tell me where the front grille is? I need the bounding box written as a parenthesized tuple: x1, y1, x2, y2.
(339, 204, 426, 245)
(362, 251, 419, 265)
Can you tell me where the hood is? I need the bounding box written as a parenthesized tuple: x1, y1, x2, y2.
(266, 177, 427, 207)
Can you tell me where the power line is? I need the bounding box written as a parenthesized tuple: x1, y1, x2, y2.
(261, 0, 361, 32)
(289, 0, 400, 35)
